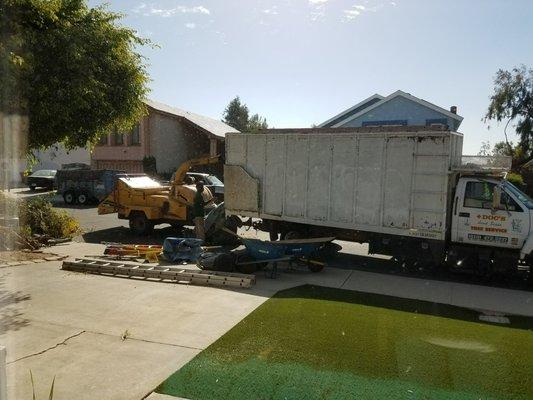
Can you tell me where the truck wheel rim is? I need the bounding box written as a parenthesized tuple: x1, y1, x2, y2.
(79, 194, 86, 203)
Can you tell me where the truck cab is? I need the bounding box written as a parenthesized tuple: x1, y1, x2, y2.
(451, 176, 533, 268)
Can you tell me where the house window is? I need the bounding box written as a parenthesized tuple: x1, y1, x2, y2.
(426, 118, 448, 127)
(362, 120, 408, 127)
(97, 135, 108, 146)
(113, 129, 124, 146)
(131, 124, 140, 145)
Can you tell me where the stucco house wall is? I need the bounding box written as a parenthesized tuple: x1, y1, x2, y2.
(340, 96, 461, 130)
(33, 144, 91, 170)
(320, 90, 463, 131)
(90, 100, 234, 174)
(91, 117, 149, 172)
(149, 114, 211, 174)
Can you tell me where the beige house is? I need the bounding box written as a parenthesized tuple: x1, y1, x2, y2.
(91, 100, 238, 174)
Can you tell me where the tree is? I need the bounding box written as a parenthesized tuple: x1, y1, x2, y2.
(485, 65, 533, 153)
(222, 96, 268, 132)
(248, 113, 268, 133)
(222, 97, 250, 132)
(0, 0, 150, 151)
(478, 140, 527, 171)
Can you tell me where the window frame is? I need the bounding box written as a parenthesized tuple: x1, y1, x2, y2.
(362, 119, 408, 127)
(463, 181, 523, 212)
(113, 128, 124, 146)
(130, 124, 141, 145)
(425, 118, 448, 127)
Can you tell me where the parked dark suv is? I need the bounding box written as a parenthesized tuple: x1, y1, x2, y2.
(26, 169, 57, 191)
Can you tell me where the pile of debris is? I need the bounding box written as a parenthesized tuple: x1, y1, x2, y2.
(0, 192, 79, 251)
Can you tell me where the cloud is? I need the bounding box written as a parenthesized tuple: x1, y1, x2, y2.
(133, 3, 210, 17)
(185, 22, 196, 29)
(343, 8, 361, 20)
(262, 6, 279, 15)
(343, 2, 392, 21)
(309, 0, 329, 21)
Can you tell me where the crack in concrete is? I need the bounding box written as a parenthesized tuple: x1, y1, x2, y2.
(7, 330, 86, 364)
(340, 270, 354, 289)
(15, 318, 205, 353)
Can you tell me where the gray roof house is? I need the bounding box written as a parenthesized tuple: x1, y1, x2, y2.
(319, 90, 463, 131)
(91, 100, 238, 175)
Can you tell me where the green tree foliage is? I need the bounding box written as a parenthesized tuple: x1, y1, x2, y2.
(506, 172, 525, 188)
(248, 113, 268, 133)
(222, 96, 268, 133)
(0, 0, 150, 150)
(485, 65, 533, 152)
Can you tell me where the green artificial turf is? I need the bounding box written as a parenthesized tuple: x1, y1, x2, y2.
(157, 285, 533, 400)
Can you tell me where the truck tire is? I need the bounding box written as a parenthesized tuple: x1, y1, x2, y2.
(170, 222, 183, 232)
(63, 191, 76, 205)
(283, 230, 303, 240)
(77, 192, 89, 206)
(129, 212, 154, 235)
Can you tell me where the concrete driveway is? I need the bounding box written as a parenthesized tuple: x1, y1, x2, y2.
(2, 241, 532, 399)
(1, 242, 272, 399)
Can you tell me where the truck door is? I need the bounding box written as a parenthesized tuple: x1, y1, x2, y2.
(452, 179, 529, 249)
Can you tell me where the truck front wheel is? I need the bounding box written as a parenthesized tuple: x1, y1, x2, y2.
(129, 212, 154, 235)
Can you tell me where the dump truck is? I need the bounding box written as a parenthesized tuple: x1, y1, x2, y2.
(223, 125, 532, 276)
(98, 155, 219, 235)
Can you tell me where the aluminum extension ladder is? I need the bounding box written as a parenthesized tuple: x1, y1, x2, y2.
(62, 258, 256, 288)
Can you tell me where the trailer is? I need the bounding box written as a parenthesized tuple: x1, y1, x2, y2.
(55, 169, 124, 205)
(223, 126, 530, 275)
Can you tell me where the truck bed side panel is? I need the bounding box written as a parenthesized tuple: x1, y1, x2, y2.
(307, 136, 332, 221)
(384, 137, 415, 229)
(355, 137, 384, 226)
(284, 136, 308, 218)
(331, 136, 357, 223)
(264, 135, 286, 215)
(225, 130, 462, 241)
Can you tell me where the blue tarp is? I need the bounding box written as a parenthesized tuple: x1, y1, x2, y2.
(162, 237, 204, 263)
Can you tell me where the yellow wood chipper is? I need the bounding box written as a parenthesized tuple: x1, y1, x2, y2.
(97, 155, 219, 235)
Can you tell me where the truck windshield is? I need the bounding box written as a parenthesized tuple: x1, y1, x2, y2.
(504, 181, 533, 209)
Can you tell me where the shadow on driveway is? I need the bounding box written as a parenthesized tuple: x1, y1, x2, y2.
(82, 225, 196, 245)
(0, 278, 30, 334)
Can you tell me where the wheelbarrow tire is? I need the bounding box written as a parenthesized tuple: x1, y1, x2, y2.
(283, 230, 303, 240)
(308, 262, 324, 273)
(236, 254, 267, 274)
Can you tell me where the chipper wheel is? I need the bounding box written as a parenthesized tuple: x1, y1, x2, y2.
(129, 212, 154, 235)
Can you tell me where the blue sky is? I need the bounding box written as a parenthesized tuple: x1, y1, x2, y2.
(93, 0, 533, 153)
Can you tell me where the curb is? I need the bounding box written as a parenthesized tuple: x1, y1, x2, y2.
(0, 254, 68, 269)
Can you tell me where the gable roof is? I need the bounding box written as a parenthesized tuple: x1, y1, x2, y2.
(321, 90, 464, 128)
(319, 94, 384, 128)
(145, 99, 239, 138)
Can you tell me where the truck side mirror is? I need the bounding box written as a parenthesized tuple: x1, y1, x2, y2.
(492, 186, 501, 210)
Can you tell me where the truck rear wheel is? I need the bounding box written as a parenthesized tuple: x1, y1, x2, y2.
(129, 212, 154, 235)
(63, 191, 76, 205)
(77, 192, 89, 206)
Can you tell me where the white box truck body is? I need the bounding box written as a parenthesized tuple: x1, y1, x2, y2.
(224, 126, 532, 275)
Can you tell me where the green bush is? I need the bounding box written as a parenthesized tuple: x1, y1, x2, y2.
(506, 172, 525, 188)
(18, 197, 80, 239)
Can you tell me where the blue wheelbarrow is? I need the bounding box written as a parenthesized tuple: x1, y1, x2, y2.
(236, 236, 335, 275)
